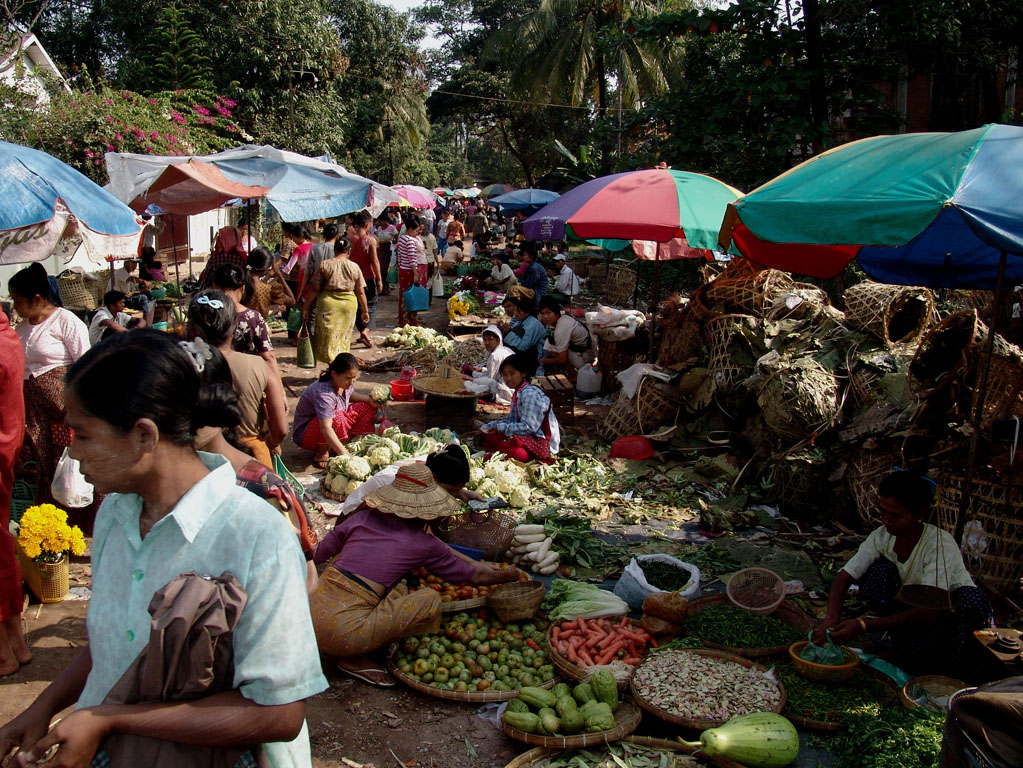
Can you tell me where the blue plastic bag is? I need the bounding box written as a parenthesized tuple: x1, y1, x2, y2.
(403, 284, 430, 312)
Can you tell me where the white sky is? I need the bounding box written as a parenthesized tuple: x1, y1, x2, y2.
(376, 0, 444, 49)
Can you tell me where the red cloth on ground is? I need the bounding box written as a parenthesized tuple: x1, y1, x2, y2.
(481, 432, 551, 462)
(397, 268, 415, 326)
(0, 311, 25, 620)
(298, 401, 378, 450)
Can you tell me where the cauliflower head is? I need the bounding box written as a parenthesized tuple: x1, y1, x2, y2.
(508, 487, 531, 508)
(344, 479, 362, 496)
(341, 455, 372, 481)
(476, 478, 499, 498)
(468, 466, 485, 487)
(367, 446, 393, 468)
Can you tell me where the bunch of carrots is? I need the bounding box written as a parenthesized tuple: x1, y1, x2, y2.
(551, 617, 656, 667)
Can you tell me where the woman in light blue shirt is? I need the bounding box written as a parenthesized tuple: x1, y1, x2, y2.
(502, 294, 547, 369)
(0, 330, 326, 768)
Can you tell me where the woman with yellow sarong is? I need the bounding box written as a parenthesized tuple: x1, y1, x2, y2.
(303, 238, 370, 364)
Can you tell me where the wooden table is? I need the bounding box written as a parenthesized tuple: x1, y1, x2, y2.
(536, 373, 575, 426)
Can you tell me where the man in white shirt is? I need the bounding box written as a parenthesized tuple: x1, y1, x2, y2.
(88, 291, 138, 345)
(436, 211, 451, 253)
(106, 260, 141, 293)
(552, 254, 581, 299)
(140, 214, 165, 252)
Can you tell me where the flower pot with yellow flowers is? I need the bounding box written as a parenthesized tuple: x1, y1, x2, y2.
(16, 504, 86, 603)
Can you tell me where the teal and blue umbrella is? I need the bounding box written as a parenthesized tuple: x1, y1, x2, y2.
(720, 124, 1023, 289)
(1, 140, 143, 264)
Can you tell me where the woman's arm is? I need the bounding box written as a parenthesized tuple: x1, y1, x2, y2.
(263, 367, 288, 447)
(540, 348, 569, 367)
(19, 693, 307, 768)
(355, 284, 369, 325)
(368, 239, 383, 292)
(0, 648, 92, 763)
(811, 569, 852, 645)
(468, 562, 520, 586)
(272, 262, 296, 307)
(317, 416, 349, 456)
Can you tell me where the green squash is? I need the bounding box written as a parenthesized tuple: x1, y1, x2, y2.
(679, 713, 799, 768)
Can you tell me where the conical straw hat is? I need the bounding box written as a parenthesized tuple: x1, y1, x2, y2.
(363, 462, 461, 520)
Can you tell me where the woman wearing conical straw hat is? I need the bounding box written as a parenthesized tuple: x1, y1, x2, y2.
(310, 463, 518, 687)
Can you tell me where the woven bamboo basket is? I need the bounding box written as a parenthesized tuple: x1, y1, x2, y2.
(636, 377, 680, 435)
(758, 359, 842, 441)
(656, 320, 702, 367)
(846, 348, 885, 410)
(547, 619, 645, 687)
(502, 736, 705, 768)
(705, 268, 796, 317)
(969, 351, 1023, 427)
(683, 594, 814, 657)
(844, 282, 934, 346)
(774, 453, 830, 517)
(599, 391, 642, 441)
(502, 702, 642, 749)
(845, 445, 901, 526)
(386, 646, 555, 702)
(16, 547, 69, 603)
(900, 675, 967, 710)
(726, 568, 786, 615)
(704, 314, 758, 392)
(685, 288, 715, 321)
(56, 273, 97, 311)
(567, 258, 589, 279)
(604, 264, 637, 306)
(488, 581, 544, 622)
(788, 641, 860, 684)
(587, 264, 607, 294)
(710, 257, 761, 283)
(85, 277, 108, 308)
(765, 282, 828, 321)
(909, 310, 985, 397)
(597, 338, 641, 394)
(630, 648, 786, 729)
(440, 508, 516, 560)
(935, 474, 1023, 595)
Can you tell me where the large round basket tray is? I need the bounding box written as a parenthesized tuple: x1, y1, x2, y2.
(900, 675, 967, 710)
(387, 645, 555, 702)
(502, 702, 641, 748)
(319, 480, 345, 502)
(502, 735, 747, 768)
(788, 641, 859, 684)
(684, 594, 813, 657)
(547, 619, 645, 689)
(418, 567, 531, 613)
(630, 649, 785, 730)
(781, 667, 901, 733)
(412, 376, 479, 398)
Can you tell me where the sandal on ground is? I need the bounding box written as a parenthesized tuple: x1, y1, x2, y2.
(337, 663, 395, 687)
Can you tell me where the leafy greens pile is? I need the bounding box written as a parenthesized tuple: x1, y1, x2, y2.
(541, 579, 628, 621)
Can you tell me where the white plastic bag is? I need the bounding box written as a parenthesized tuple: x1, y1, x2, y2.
(613, 553, 700, 611)
(50, 448, 94, 508)
(431, 271, 445, 298)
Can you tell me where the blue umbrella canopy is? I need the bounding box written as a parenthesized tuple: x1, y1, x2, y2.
(490, 188, 560, 215)
(1, 140, 143, 264)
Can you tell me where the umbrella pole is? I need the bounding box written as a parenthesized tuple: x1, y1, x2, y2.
(649, 251, 661, 359)
(171, 216, 181, 296)
(954, 249, 1007, 545)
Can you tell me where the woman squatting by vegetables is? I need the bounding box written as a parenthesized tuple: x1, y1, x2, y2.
(310, 462, 518, 687)
(0, 330, 326, 767)
(291, 353, 384, 468)
(479, 352, 561, 462)
(812, 471, 993, 674)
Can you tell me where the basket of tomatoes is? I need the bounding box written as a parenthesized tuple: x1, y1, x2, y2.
(412, 564, 530, 612)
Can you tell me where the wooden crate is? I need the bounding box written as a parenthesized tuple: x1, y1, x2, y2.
(536, 373, 575, 426)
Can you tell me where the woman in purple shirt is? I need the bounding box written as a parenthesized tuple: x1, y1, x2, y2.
(309, 462, 517, 687)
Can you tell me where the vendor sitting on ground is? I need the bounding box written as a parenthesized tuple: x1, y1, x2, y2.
(292, 352, 381, 467)
(538, 296, 594, 381)
(440, 240, 464, 275)
(479, 352, 560, 462)
(502, 294, 547, 366)
(812, 471, 993, 675)
(483, 252, 517, 292)
(310, 462, 518, 687)
(88, 290, 145, 345)
(549, 253, 582, 304)
(466, 325, 514, 405)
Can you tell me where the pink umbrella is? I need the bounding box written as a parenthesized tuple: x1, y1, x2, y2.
(390, 185, 438, 209)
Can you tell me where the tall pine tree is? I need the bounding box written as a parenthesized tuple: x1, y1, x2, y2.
(140, 4, 212, 92)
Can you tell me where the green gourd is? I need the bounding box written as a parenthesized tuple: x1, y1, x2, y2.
(679, 713, 799, 768)
(555, 695, 578, 717)
(589, 669, 618, 712)
(572, 682, 596, 705)
(506, 698, 529, 714)
(504, 712, 540, 734)
(538, 707, 561, 735)
(560, 708, 584, 735)
(552, 682, 571, 699)
(518, 687, 557, 709)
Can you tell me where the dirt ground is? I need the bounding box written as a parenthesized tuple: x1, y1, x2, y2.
(1, 285, 548, 768)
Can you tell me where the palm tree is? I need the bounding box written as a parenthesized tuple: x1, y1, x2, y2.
(484, 0, 676, 123)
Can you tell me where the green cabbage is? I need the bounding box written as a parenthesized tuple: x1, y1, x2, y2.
(541, 579, 629, 621)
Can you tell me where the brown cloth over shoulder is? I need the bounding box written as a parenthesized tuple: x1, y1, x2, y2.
(939, 676, 1023, 768)
(100, 571, 268, 768)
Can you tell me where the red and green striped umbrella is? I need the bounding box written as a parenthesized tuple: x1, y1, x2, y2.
(522, 168, 741, 248)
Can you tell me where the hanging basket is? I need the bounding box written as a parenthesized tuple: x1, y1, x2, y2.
(603, 264, 637, 307)
(935, 474, 1023, 596)
(844, 282, 934, 347)
(846, 445, 901, 526)
(17, 547, 69, 603)
(439, 508, 516, 560)
(704, 313, 758, 393)
(705, 268, 796, 317)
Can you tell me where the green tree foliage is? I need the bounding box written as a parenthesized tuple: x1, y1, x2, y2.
(0, 85, 240, 182)
(137, 3, 212, 91)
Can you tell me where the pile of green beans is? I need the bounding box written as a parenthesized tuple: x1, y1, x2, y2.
(684, 604, 802, 648)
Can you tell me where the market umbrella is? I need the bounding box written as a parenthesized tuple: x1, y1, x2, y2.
(454, 186, 482, 199)
(433, 187, 453, 197)
(1, 140, 144, 264)
(719, 124, 1023, 289)
(135, 160, 269, 216)
(480, 183, 515, 198)
(390, 185, 438, 209)
(490, 188, 560, 216)
(522, 168, 742, 249)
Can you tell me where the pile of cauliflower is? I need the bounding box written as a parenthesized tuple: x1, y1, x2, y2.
(323, 427, 447, 498)
(382, 326, 454, 356)
(465, 455, 533, 509)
